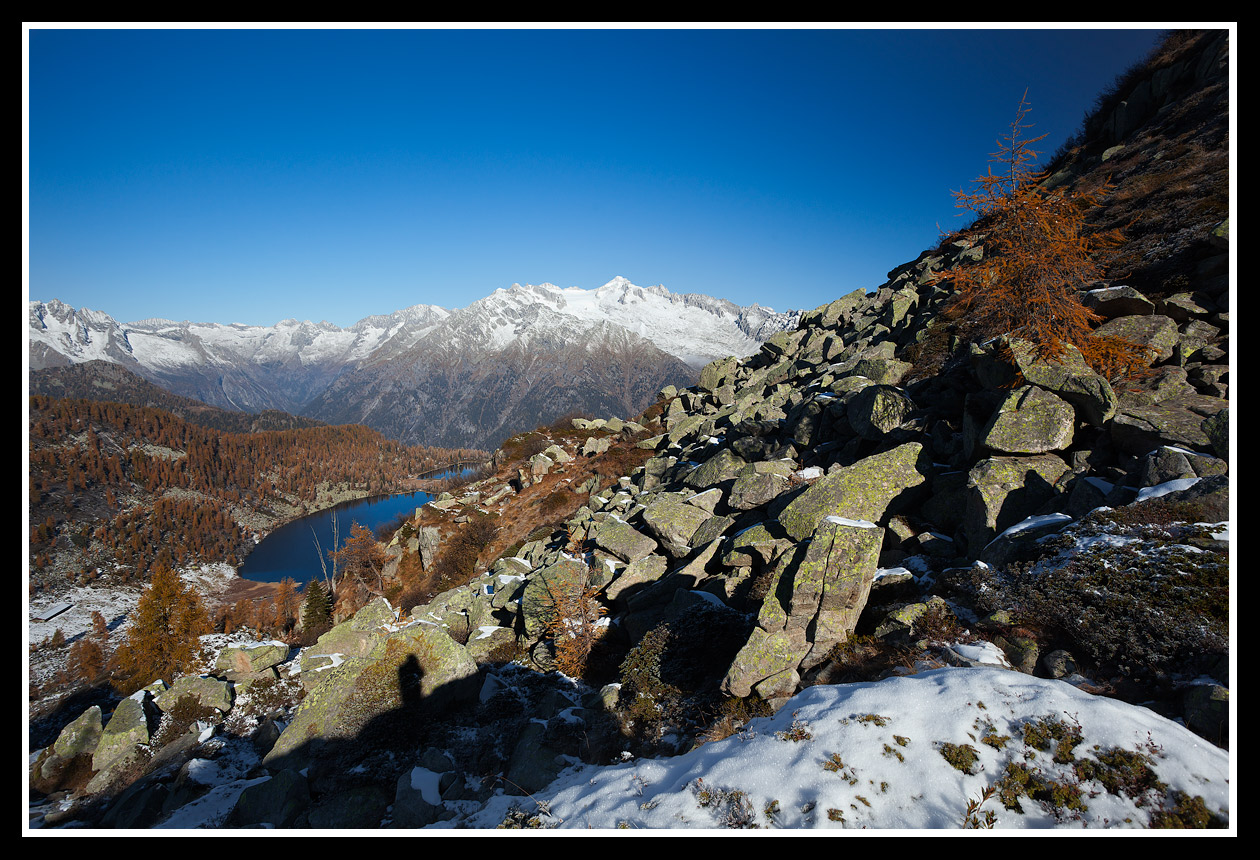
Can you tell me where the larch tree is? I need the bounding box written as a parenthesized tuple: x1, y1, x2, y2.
(942, 91, 1151, 380)
(330, 522, 387, 617)
(111, 564, 211, 694)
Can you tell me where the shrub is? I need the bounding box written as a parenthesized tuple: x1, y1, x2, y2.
(538, 568, 607, 679)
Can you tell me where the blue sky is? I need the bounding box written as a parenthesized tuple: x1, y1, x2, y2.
(26, 25, 1179, 328)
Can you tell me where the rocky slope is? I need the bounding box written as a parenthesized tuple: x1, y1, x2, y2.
(27, 29, 1230, 830)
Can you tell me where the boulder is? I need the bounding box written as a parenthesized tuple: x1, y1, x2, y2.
(33, 705, 103, 791)
(519, 556, 591, 637)
(215, 642, 289, 677)
(641, 496, 712, 557)
(727, 461, 795, 511)
(776, 443, 929, 541)
(722, 517, 881, 697)
(87, 695, 156, 795)
(229, 769, 310, 828)
(156, 675, 234, 715)
(846, 385, 916, 440)
(978, 386, 1076, 454)
(592, 519, 658, 563)
(266, 626, 478, 772)
(1093, 314, 1180, 363)
(962, 455, 1069, 554)
(1081, 285, 1156, 318)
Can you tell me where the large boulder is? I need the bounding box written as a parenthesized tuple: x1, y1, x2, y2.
(592, 519, 658, 563)
(978, 386, 1076, 454)
(641, 496, 713, 557)
(728, 461, 796, 511)
(973, 338, 1118, 425)
(86, 695, 156, 795)
(519, 556, 591, 637)
(722, 517, 882, 698)
(846, 385, 916, 440)
(228, 769, 310, 828)
(776, 443, 929, 541)
(33, 705, 103, 792)
(962, 455, 1070, 554)
(156, 675, 234, 715)
(266, 625, 478, 772)
(214, 642, 289, 678)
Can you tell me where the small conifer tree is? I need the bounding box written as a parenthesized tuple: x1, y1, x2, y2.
(942, 91, 1151, 379)
(302, 578, 332, 633)
(111, 564, 210, 694)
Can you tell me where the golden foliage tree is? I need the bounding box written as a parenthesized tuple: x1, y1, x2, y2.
(331, 522, 388, 618)
(942, 92, 1151, 379)
(111, 564, 210, 693)
(540, 570, 608, 679)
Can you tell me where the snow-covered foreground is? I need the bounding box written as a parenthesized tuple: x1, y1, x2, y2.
(451, 666, 1230, 830)
(115, 663, 1230, 831)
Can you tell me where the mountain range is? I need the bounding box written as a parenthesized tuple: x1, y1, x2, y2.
(28, 277, 799, 449)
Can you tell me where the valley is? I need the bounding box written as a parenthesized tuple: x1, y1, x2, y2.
(25, 29, 1232, 831)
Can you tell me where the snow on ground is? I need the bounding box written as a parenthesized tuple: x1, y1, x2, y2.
(452, 666, 1229, 831)
(94, 663, 1229, 831)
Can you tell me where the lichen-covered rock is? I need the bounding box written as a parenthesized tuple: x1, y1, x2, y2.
(1093, 313, 1180, 363)
(1109, 391, 1227, 456)
(605, 553, 669, 603)
(791, 517, 884, 670)
(721, 627, 803, 700)
(528, 452, 554, 478)
(267, 626, 478, 772)
(962, 455, 1069, 555)
(979, 386, 1076, 454)
(33, 705, 103, 792)
(976, 339, 1118, 426)
(846, 385, 916, 440)
(215, 642, 289, 676)
(727, 460, 795, 511)
(698, 355, 739, 392)
(1081, 284, 1156, 318)
(520, 556, 590, 637)
(592, 519, 658, 563)
(641, 496, 712, 557)
(157, 675, 234, 715)
(543, 444, 572, 464)
(229, 768, 310, 827)
(87, 695, 155, 795)
(777, 443, 929, 541)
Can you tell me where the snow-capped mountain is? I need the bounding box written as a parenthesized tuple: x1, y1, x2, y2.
(28, 280, 799, 447)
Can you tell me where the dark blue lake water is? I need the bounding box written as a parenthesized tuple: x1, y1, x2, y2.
(237, 468, 469, 584)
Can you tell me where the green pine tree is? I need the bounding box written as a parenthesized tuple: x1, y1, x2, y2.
(302, 578, 332, 634)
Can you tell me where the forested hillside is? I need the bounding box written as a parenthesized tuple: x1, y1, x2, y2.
(28, 395, 486, 588)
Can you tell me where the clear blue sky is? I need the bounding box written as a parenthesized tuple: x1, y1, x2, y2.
(26, 25, 1174, 327)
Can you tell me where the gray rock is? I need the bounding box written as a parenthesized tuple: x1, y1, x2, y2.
(962, 455, 1069, 554)
(728, 461, 795, 511)
(229, 768, 310, 828)
(156, 675, 234, 715)
(979, 386, 1076, 454)
(88, 695, 156, 794)
(592, 519, 658, 563)
(777, 443, 929, 541)
(846, 385, 916, 440)
(641, 496, 713, 557)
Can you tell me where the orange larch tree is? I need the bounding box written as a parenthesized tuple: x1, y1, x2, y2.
(943, 91, 1151, 380)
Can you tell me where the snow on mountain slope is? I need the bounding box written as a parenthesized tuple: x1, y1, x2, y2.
(474, 277, 798, 367)
(28, 281, 797, 436)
